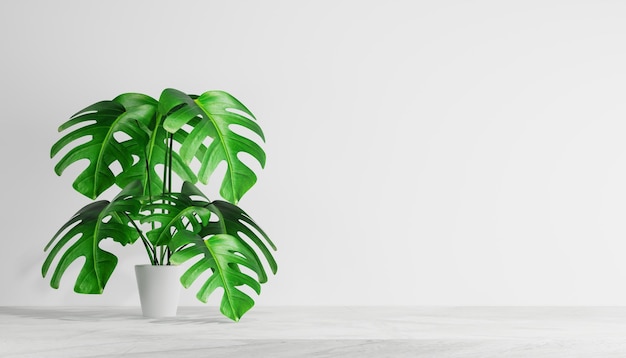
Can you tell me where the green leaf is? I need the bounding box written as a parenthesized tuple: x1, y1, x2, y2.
(175, 186, 276, 280)
(112, 94, 197, 197)
(51, 98, 155, 199)
(159, 89, 266, 203)
(42, 182, 143, 293)
(167, 188, 277, 321)
(140, 182, 212, 246)
(205, 200, 278, 279)
(51, 93, 198, 199)
(170, 232, 264, 321)
(140, 117, 197, 197)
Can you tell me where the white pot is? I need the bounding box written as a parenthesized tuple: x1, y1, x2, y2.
(135, 264, 181, 318)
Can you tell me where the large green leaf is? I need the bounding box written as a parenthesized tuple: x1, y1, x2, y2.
(166, 182, 277, 321)
(159, 89, 266, 204)
(42, 181, 143, 293)
(120, 99, 197, 197)
(109, 93, 159, 194)
(170, 232, 265, 321)
(204, 200, 277, 279)
(51, 98, 155, 199)
(51, 93, 197, 199)
(178, 182, 277, 279)
(144, 123, 198, 196)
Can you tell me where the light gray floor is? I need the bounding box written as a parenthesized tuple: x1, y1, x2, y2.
(2, 306, 626, 357)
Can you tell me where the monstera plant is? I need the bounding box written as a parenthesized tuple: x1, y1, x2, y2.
(42, 88, 276, 321)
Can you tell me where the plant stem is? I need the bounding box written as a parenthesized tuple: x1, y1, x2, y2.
(161, 133, 174, 266)
(126, 213, 156, 265)
(142, 238, 156, 266)
(168, 133, 173, 193)
(159, 245, 167, 265)
(140, 117, 161, 265)
(163, 133, 173, 196)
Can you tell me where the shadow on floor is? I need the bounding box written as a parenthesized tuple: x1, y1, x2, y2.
(0, 306, 233, 325)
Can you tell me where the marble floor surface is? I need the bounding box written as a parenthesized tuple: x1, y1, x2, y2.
(2, 306, 626, 357)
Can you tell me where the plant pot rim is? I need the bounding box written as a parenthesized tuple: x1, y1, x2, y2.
(135, 264, 179, 268)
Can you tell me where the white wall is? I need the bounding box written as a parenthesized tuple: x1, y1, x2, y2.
(2, 0, 626, 307)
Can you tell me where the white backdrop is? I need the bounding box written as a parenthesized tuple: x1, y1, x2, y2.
(2, 0, 626, 306)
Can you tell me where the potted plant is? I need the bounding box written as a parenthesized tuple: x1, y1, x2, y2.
(42, 88, 277, 321)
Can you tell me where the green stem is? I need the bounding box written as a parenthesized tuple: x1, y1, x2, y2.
(126, 213, 156, 265)
(140, 117, 160, 265)
(159, 246, 167, 265)
(162, 151, 168, 196)
(161, 133, 174, 266)
(173, 243, 189, 253)
(141, 237, 156, 265)
(162, 132, 173, 196)
(168, 133, 173, 194)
